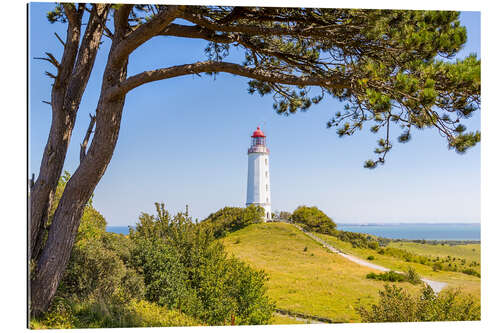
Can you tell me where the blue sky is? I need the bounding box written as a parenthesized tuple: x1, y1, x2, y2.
(29, 5, 481, 226)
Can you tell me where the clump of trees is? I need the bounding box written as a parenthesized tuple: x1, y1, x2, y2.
(290, 206, 337, 235)
(199, 205, 265, 238)
(356, 284, 480, 322)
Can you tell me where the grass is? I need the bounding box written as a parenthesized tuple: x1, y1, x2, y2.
(388, 241, 480, 263)
(30, 298, 200, 329)
(314, 233, 481, 299)
(221, 222, 422, 322)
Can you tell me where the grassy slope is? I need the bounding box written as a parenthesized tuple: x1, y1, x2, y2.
(388, 241, 481, 263)
(315, 233, 481, 299)
(221, 222, 422, 323)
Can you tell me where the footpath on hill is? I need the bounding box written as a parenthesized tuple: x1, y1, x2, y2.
(290, 224, 448, 294)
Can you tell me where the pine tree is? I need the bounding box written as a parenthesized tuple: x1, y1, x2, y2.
(30, 4, 480, 314)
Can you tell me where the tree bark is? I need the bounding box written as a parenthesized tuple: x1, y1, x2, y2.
(30, 4, 130, 315)
(30, 93, 127, 315)
(29, 5, 82, 262)
(30, 4, 110, 261)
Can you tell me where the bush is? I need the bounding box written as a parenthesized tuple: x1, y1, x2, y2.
(290, 206, 336, 235)
(366, 271, 406, 282)
(200, 205, 265, 238)
(30, 297, 200, 329)
(57, 207, 145, 305)
(406, 267, 421, 285)
(277, 211, 292, 221)
(125, 300, 200, 327)
(356, 284, 480, 322)
(130, 203, 275, 325)
(367, 255, 375, 261)
(461, 268, 480, 277)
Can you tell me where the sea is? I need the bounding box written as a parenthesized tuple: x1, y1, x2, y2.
(337, 223, 480, 241)
(107, 223, 480, 241)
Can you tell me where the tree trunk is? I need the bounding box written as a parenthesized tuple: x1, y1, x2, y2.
(30, 4, 181, 315)
(29, 4, 110, 261)
(30, 30, 129, 315)
(29, 11, 82, 261)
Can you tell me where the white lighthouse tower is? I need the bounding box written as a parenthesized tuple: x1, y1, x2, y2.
(246, 127, 272, 221)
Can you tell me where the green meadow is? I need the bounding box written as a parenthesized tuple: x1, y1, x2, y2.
(221, 222, 423, 323)
(315, 233, 481, 299)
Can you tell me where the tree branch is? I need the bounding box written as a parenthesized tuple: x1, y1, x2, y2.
(64, 4, 111, 114)
(52, 4, 82, 91)
(161, 23, 235, 43)
(105, 61, 348, 100)
(110, 5, 185, 66)
(84, 5, 113, 39)
(80, 113, 96, 163)
(54, 32, 65, 47)
(180, 11, 335, 40)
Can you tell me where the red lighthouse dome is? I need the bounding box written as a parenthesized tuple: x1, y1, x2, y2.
(251, 126, 266, 138)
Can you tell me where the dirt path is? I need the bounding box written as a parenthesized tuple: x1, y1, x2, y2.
(293, 224, 448, 293)
(273, 312, 326, 324)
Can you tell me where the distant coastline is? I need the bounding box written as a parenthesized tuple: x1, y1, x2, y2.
(337, 222, 480, 226)
(336, 223, 480, 241)
(107, 222, 480, 241)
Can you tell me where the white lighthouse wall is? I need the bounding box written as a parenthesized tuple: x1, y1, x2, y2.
(246, 152, 271, 220)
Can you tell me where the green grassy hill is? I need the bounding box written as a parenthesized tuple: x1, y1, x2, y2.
(315, 233, 481, 298)
(221, 222, 423, 323)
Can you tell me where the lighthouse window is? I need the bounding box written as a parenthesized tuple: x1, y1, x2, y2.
(265, 158, 268, 165)
(267, 197, 269, 203)
(265, 171, 268, 178)
(266, 184, 269, 191)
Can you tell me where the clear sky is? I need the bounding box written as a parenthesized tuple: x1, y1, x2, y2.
(29, 4, 481, 226)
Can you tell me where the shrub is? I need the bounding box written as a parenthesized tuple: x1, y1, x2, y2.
(200, 205, 265, 238)
(130, 203, 274, 325)
(432, 262, 443, 271)
(131, 238, 190, 309)
(290, 206, 336, 235)
(366, 271, 406, 282)
(356, 284, 480, 322)
(57, 206, 145, 305)
(367, 255, 375, 261)
(461, 268, 481, 277)
(406, 267, 421, 285)
(125, 300, 200, 327)
(30, 296, 75, 329)
(30, 297, 200, 329)
(277, 211, 292, 221)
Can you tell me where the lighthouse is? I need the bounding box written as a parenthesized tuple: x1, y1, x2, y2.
(246, 127, 272, 221)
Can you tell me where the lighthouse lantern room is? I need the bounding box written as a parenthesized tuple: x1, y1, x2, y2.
(246, 127, 272, 221)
